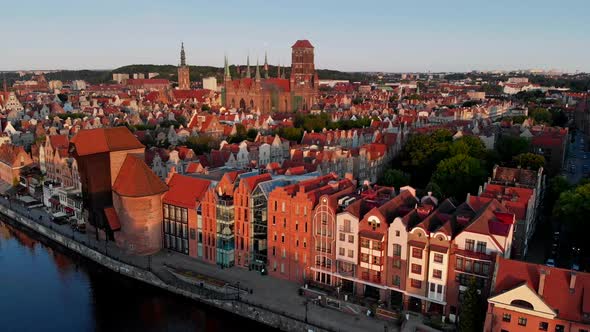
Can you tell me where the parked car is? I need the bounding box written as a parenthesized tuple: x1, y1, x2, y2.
(546, 258, 555, 267)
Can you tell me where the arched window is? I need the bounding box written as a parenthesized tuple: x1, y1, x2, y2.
(510, 299, 534, 310)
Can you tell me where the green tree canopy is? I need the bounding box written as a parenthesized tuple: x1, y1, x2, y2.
(377, 169, 410, 188)
(512, 153, 545, 170)
(459, 277, 483, 332)
(432, 154, 486, 199)
(496, 136, 530, 162)
(530, 107, 552, 125)
(553, 183, 590, 248)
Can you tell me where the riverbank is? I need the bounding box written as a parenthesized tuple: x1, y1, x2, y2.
(0, 199, 398, 332)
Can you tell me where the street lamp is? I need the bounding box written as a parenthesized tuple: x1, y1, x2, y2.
(304, 299, 309, 323)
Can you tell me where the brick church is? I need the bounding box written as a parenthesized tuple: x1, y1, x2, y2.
(222, 40, 319, 113)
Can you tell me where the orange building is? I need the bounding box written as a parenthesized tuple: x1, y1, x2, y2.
(233, 173, 272, 268)
(0, 144, 33, 185)
(267, 173, 354, 283)
(485, 257, 590, 332)
(111, 154, 168, 255)
(163, 173, 211, 258)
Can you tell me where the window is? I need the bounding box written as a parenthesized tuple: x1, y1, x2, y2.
(348, 249, 354, 258)
(430, 283, 435, 292)
(437, 284, 443, 294)
(372, 256, 381, 265)
(555, 325, 564, 332)
(361, 238, 370, 248)
(393, 258, 401, 268)
(433, 269, 442, 279)
(411, 264, 422, 274)
(393, 275, 400, 286)
(395, 230, 400, 237)
(457, 257, 464, 270)
(344, 219, 351, 232)
(411, 279, 422, 288)
(412, 247, 422, 259)
(339, 247, 345, 256)
(281, 234, 285, 243)
(502, 313, 511, 322)
(518, 317, 527, 326)
(393, 244, 402, 256)
(348, 235, 354, 243)
(434, 253, 443, 263)
(360, 253, 369, 263)
(476, 241, 487, 253)
(339, 233, 345, 241)
(465, 239, 475, 251)
(539, 322, 548, 331)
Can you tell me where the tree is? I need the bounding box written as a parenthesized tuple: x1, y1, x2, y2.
(399, 129, 453, 187)
(553, 183, 590, 249)
(496, 136, 530, 162)
(513, 153, 545, 170)
(246, 128, 258, 140)
(459, 277, 483, 332)
(425, 181, 443, 199)
(530, 107, 552, 125)
(550, 109, 568, 127)
(377, 169, 410, 188)
(277, 127, 303, 142)
(545, 176, 571, 214)
(450, 136, 487, 159)
(432, 154, 486, 199)
(185, 135, 215, 155)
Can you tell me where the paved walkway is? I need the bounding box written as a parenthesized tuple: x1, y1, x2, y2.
(0, 196, 402, 332)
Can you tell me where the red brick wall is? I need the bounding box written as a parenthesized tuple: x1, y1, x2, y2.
(201, 189, 217, 264)
(234, 181, 251, 267)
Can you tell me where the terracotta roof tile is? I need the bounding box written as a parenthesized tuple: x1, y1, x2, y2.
(113, 154, 168, 197)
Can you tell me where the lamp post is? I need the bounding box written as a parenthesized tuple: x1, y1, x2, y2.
(304, 299, 309, 323)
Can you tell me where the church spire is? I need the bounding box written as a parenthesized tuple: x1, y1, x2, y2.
(224, 55, 231, 81)
(277, 61, 281, 78)
(246, 55, 251, 78)
(264, 52, 269, 79)
(180, 42, 186, 66)
(255, 59, 261, 82)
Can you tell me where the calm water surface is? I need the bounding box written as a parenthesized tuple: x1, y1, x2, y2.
(0, 219, 274, 332)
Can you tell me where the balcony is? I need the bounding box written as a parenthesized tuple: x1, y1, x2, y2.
(315, 246, 332, 254)
(453, 245, 494, 261)
(361, 273, 381, 284)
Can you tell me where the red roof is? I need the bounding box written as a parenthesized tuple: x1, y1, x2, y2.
(292, 40, 314, 48)
(113, 154, 168, 197)
(164, 174, 210, 209)
(104, 207, 121, 231)
(493, 256, 590, 322)
(71, 127, 144, 156)
(49, 134, 69, 149)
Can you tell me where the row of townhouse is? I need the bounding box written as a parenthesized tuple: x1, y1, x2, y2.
(160, 166, 519, 324)
(38, 134, 84, 220)
(308, 185, 516, 323)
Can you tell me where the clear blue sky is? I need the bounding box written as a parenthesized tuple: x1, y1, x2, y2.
(2, 0, 589, 72)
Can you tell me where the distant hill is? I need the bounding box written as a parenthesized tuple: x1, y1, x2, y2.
(113, 64, 375, 84)
(15, 64, 375, 86)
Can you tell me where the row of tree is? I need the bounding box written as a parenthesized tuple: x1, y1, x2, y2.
(381, 129, 545, 200)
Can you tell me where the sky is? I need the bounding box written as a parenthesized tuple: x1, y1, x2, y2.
(1, 0, 589, 72)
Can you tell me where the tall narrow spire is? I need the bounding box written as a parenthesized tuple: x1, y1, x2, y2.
(246, 55, 251, 78)
(180, 42, 186, 66)
(264, 52, 269, 79)
(224, 55, 231, 81)
(277, 61, 281, 78)
(255, 59, 261, 82)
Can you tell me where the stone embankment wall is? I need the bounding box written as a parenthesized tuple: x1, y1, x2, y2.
(0, 205, 329, 332)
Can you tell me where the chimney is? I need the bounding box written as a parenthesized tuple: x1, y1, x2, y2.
(538, 268, 549, 297)
(570, 272, 577, 293)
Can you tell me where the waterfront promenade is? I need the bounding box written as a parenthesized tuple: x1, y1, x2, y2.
(0, 196, 402, 332)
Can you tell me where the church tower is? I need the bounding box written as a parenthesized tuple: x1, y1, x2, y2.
(178, 42, 190, 90)
(290, 40, 318, 111)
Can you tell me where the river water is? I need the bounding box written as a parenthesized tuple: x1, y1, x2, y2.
(0, 219, 274, 332)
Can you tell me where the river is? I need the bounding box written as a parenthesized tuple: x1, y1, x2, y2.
(0, 218, 275, 332)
